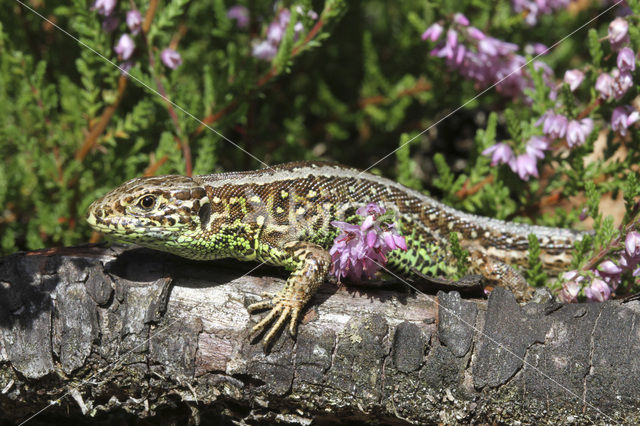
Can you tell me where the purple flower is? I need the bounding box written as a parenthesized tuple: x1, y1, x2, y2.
(427, 18, 552, 100)
(126, 10, 142, 35)
(330, 204, 407, 281)
(566, 118, 594, 148)
(482, 142, 515, 166)
(608, 18, 629, 50)
(596, 260, 623, 288)
(101, 14, 120, 33)
(119, 61, 134, 75)
(252, 40, 278, 60)
(559, 279, 581, 303)
(626, 231, 640, 259)
(611, 69, 633, 100)
(356, 203, 386, 218)
(538, 110, 568, 139)
(617, 47, 636, 72)
(512, 0, 573, 25)
(525, 136, 549, 159)
(227, 5, 249, 29)
(453, 13, 469, 26)
(563, 69, 584, 91)
(584, 278, 611, 302)
(595, 73, 613, 100)
(93, 0, 116, 16)
(467, 27, 485, 40)
(611, 106, 640, 136)
(510, 153, 539, 181)
(421, 23, 444, 42)
(530, 43, 548, 55)
(579, 207, 588, 221)
(160, 48, 182, 69)
(558, 270, 584, 303)
(114, 34, 135, 61)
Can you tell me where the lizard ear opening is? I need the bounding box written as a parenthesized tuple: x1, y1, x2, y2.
(198, 202, 211, 230)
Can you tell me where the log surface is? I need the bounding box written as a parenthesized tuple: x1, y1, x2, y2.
(1, 244, 639, 424)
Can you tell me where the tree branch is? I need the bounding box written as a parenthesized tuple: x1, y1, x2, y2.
(1, 245, 638, 424)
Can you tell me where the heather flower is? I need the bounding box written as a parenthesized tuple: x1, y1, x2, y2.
(511, 0, 573, 25)
(584, 278, 611, 302)
(160, 48, 182, 69)
(227, 5, 249, 29)
(611, 69, 633, 100)
(566, 118, 594, 148)
(558, 270, 584, 303)
(453, 13, 469, 26)
(467, 27, 485, 40)
(596, 260, 623, 288)
(424, 19, 552, 99)
(101, 14, 120, 33)
(252, 41, 278, 60)
(93, 0, 116, 16)
(510, 153, 538, 181)
(482, 142, 515, 167)
(330, 204, 407, 281)
(119, 61, 133, 75)
(356, 203, 386, 218)
(434, 29, 459, 59)
(421, 23, 443, 41)
(525, 136, 549, 159)
(526, 43, 548, 56)
(267, 19, 286, 43)
(617, 47, 636, 72)
(595, 73, 614, 99)
(538, 110, 568, 139)
(563, 69, 584, 91)
(114, 34, 135, 61)
(608, 17, 629, 50)
(558, 279, 581, 303)
(625, 231, 640, 259)
(579, 207, 588, 221)
(252, 8, 312, 61)
(126, 10, 142, 35)
(611, 106, 640, 136)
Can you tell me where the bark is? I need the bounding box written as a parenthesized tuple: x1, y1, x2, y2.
(1, 244, 640, 425)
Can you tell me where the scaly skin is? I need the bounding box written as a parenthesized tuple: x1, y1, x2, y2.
(87, 161, 584, 346)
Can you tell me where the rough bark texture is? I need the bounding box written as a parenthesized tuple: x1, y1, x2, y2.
(1, 245, 640, 425)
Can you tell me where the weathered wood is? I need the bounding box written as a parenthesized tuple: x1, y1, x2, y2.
(1, 244, 639, 424)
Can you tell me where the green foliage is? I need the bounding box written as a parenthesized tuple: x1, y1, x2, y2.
(449, 232, 469, 279)
(588, 28, 603, 68)
(395, 133, 423, 191)
(526, 234, 548, 287)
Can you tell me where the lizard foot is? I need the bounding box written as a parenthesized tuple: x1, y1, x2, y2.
(247, 295, 301, 347)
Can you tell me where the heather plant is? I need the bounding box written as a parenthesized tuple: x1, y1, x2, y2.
(1, 0, 639, 301)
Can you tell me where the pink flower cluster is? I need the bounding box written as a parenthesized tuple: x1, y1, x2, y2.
(560, 232, 640, 303)
(537, 110, 594, 148)
(330, 203, 407, 282)
(480, 13, 638, 182)
(92, 0, 181, 70)
(482, 136, 550, 181)
(511, 0, 571, 25)
(422, 14, 553, 99)
(251, 7, 317, 61)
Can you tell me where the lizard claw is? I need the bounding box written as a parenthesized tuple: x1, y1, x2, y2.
(247, 296, 302, 348)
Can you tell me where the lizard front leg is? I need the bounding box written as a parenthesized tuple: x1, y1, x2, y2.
(247, 241, 331, 347)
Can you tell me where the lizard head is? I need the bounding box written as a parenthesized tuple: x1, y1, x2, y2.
(87, 175, 211, 248)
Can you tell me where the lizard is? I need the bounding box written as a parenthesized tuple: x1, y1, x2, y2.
(86, 161, 584, 346)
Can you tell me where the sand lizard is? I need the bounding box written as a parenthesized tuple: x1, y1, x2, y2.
(86, 161, 584, 346)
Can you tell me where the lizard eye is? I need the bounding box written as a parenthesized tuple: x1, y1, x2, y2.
(138, 195, 156, 210)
